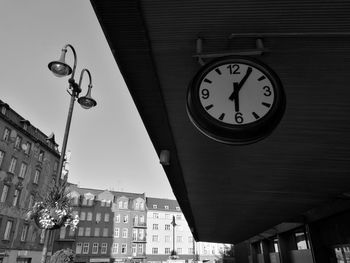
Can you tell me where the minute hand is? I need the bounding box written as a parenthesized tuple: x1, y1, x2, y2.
(229, 67, 252, 101)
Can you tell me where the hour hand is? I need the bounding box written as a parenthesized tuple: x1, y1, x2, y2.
(228, 82, 238, 101)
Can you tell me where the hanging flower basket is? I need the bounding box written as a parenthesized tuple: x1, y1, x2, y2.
(26, 182, 79, 230)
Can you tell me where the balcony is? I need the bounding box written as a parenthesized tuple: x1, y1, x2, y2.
(132, 237, 147, 243)
(133, 220, 147, 228)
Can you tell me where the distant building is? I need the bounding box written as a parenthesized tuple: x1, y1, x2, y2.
(146, 198, 226, 263)
(0, 99, 61, 263)
(54, 185, 147, 263)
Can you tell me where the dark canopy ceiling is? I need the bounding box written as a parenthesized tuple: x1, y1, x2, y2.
(90, 0, 350, 243)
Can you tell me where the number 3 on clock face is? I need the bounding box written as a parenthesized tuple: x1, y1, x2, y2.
(187, 56, 285, 145)
(199, 62, 275, 125)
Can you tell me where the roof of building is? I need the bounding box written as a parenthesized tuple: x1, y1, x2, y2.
(146, 197, 181, 212)
(0, 99, 60, 156)
(68, 183, 145, 200)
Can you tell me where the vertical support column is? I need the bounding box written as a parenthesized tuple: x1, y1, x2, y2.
(234, 241, 250, 263)
(277, 233, 290, 263)
(250, 242, 259, 263)
(261, 240, 271, 263)
(307, 223, 328, 263)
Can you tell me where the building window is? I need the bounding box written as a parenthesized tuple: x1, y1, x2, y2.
(138, 229, 145, 240)
(132, 244, 137, 255)
(123, 201, 128, 209)
(0, 150, 4, 167)
(53, 161, 58, 172)
(82, 243, 89, 254)
(101, 200, 106, 207)
(12, 189, 20, 206)
(165, 235, 170, 243)
(165, 224, 170, 230)
(138, 244, 143, 254)
(177, 248, 182, 254)
(140, 202, 144, 210)
(68, 227, 75, 237)
(8, 157, 17, 173)
(176, 236, 182, 243)
(40, 229, 45, 243)
(165, 248, 171, 254)
(176, 206, 180, 211)
(153, 213, 159, 219)
(92, 243, 99, 254)
(135, 202, 139, 210)
(24, 142, 31, 155)
(114, 228, 120, 238)
(139, 216, 145, 223)
(152, 248, 158, 254)
(38, 150, 44, 162)
(94, 227, 100, 237)
(18, 162, 27, 178)
(85, 227, 91, 236)
(295, 230, 309, 250)
(1, 106, 7, 115)
(78, 227, 84, 236)
(103, 228, 108, 237)
(76, 243, 82, 254)
(14, 136, 22, 149)
(20, 225, 28, 242)
(1, 185, 9, 203)
(176, 214, 182, 220)
(104, 213, 110, 222)
(87, 212, 92, 221)
(152, 204, 157, 209)
(152, 235, 158, 242)
(3, 220, 13, 240)
(122, 228, 128, 238)
(33, 170, 40, 184)
(96, 213, 101, 222)
(23, 123, 28, 131)
(189, 248, 194, 254)
(132, 229, 137, 241)
(80, 212, 86, 221)
(188, 236, 193, 243)
(121, 244, 127, 254)
(101, 243, 107, 254)
(88, 199, 94, 206)
(165, 205, 169, 210)
(2, 128, 10, 141)
(123, 215, 128, 223)
(28, 194, 35, 208)
(59, 227, 66, 239)
(152, 224, 158, 230)
(112, 243, 118, 254)
(118, 201, 123, 208)
(116, 214, 120, 223)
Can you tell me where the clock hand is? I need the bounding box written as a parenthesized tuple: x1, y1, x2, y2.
(228, 67, 252, 101)
(233, 82, 240, 112)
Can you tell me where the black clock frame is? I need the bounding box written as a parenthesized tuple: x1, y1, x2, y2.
(186, 56, 286, 145)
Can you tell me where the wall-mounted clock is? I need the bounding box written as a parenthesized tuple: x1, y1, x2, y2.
(187, 56, 286, 144)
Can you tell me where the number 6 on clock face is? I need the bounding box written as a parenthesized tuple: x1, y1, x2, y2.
(187, 56, 286, 145)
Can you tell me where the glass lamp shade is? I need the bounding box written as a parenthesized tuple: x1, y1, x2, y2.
(48, 61, 72, 77)
(78, 96, 97, 109)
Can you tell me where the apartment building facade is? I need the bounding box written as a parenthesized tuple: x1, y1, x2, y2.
(0, 99, 61, 263)
(54, 185, 147, 263)
(145, 198, 226, 263)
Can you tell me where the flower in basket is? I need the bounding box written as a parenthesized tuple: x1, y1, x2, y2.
(26, 182, 79, 230)
(49, 248, 75, 263)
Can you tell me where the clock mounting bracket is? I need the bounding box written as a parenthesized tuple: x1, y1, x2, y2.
(192, 37, 267, 66)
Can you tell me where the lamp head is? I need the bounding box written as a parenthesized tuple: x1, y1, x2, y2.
(78, 84, 97, 109)
(48, 49, 72, 77)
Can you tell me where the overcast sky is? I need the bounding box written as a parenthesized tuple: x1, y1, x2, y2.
(0, 0, 175, 199)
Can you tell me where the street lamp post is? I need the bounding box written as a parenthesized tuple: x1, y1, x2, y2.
(171, 215, 178, 259)
(48, 44, 97, 186)
(39, 44, 97, 263)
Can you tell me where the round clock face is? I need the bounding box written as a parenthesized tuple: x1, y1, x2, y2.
(198, 62, 275, 125)
(187, 56, 286, 144)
